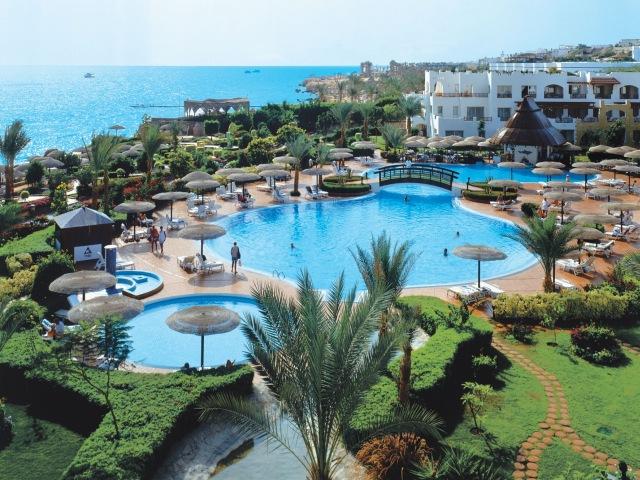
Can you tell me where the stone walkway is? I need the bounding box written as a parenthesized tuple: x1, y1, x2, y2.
(491, 338, 626, 479)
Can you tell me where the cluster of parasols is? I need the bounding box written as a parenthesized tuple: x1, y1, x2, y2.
(401, 134, 496, 150)
(49, 270, 239, 370)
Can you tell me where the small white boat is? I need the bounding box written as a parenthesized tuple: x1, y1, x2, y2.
(84, 73, 94, 78)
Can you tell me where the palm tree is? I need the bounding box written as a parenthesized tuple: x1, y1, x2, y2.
(379, 124, 406, 158)
(364, 82, 378, 101)
(314, 142, 332, 166)
(356, 103, 376, 140)
(330, 103, 353, 147)
(0, 300, 20, 354)
(199, 272, 442, 480)
(316, 84, 328, 102)
(397, 95, 423, 133)
(393, 303, 423, 405)
(506, 214, 576, 293)
(286, 133, 313, 196)
(0, 120, 30, 200)
(347, 74, 362, 102)
(335, 79, 347, 103)
(86, 134, 119, 212)
(169, 121, 182, 151)
(139, 123, 165, 183)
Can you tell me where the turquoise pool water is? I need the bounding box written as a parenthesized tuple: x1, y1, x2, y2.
(207, 184, 537, 289)
(115, 270, 163, 299)
(128, 294, 259, 368)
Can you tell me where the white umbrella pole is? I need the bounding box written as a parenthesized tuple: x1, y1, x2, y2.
(200, 335, 205, 371)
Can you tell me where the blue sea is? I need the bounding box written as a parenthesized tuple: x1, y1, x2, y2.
(0, 66, 356, 161)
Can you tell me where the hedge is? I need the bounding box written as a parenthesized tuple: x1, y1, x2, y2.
(461, 189, 518, 203)
(0, 225, 55, 273)
(347, 311, 492, 445)
(0, 331, 254, 480)
(321, 176, 371, 196)
(492, 289, 638, 326)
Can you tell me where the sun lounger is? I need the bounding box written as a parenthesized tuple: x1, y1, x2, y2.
(554, 278, 578, 291)
(256, 181, 273, 193)
(489, 200, 514, 211)
(447, 285, 487, 304)
(582, 240, 614, 258)
(305, 186, 319, 200)
(177, 255, 196, 273)
(556, 257, 594, 276)
(95, 252, 135, 271)
(479, 282, 504, 298)
(272, 188, 287, 203)
(167, 216, 187, 230)
(311, 185, 329, 198)
(606, 224, 637, 241)
(217, 186, 238, 201)
(195, 253, 224, 274)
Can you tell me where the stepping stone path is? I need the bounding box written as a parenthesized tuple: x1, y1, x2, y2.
(492, 338, 630, 480)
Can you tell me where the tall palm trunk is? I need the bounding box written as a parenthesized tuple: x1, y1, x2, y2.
(362, 119, 369, 140)
(398, 341, 412, 404)
(405, 117, 412, 134)
(339, 125, 346, 147)
(5, 163, 14, 200)
(102, 170, 110, 213)
(293, 167, 300, 196)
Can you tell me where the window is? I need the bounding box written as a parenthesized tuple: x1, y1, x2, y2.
(466, 106, 485, 120)
(436, 106, 443, 116)
(445, 130, 464, 137)
(497, 85, 512, 98)
(498, 108, 511, 121)
(521, 85, 537, 98)
(452, 106, 459, 117)
(560, 130, 575, 143)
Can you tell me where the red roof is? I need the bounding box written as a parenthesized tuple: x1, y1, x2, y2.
(589, 77, 620, 85)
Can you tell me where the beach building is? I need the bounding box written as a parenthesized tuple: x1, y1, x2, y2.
(423, 70, 640, 145)
(53, 206, 114, 263)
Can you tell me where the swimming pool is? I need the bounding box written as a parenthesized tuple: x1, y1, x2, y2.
(116, 270, 163, 299)
(128, 294, 259, 368)
(207, 184, 537, 289)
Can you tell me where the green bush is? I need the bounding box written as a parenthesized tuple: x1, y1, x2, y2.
(461, 189, 518, 203)
(570, 325, 626, 366)
(521, 202, 538, 218)
(5, 253, 33, 276)
(3, 299, 44, 331)
(31, 251, 75, 310)
(472, 354, 498, 384)
(19, 190, 30, 200)
(321, 176, 371, 196)
(0, 331, 254, 480)
(493, 290, 631, 327)
(0, 225, 55, 273)
(204, 119, 220, 135)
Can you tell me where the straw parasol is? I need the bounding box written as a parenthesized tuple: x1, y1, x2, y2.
(444, 135, 464, 141)
(602, 202, 640, 230)
(560, 142, 582, 153)
(569, 166, 599, 192)
(49, 271, 116, 301)
(571, 161, 599, 169)
(465, 136, 485, 142)
(606, 147, 627, 157)
(572, 227, 605, 242)
(260, 169, 289, 189)
(477, 141, 498, 149)
(536, 161, 565, 169)
(624, 150, 640, 161)
(544, 190, 582, 223)
(588, 145, 611, 154)
(426, 135, 443, 142)
(613, 164, 640, 192)
(451, 140, 478, 149)
(427, 141, 446, 149)
(497, 161, 526, 180)
(33, 156, 65, 169)
(165, 306, 240, 370)
(256, 163, 281, 172)
(488, 179, 520, 190)
(109, 124, 126, 136)
(113, 201, 155, 238)
(405, 139, 430, 148)
(574, 213, 619, 225)
(214, 168, 245, 177)
(273, 155, 299, 166)
(532, 167, 564, 182)
(329, 148, 353, 153)
(185, 180, 220, 196)
(152, 191, 191, 218)
(453, 245, 507, 288)
(328, 151, 354, 161)
(227, 172, 260, 195)
(620, 146, 636, 153)
(68, 296, 144, 324)
(182, 171, 213, 182)
(547, 181, 581, 191)
(589, 187, 624, 201)
(178, 223, 226, 256)
(351, 141, 377, 150)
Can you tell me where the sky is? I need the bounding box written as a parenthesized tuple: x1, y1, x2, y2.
(1, 0, 638, 66)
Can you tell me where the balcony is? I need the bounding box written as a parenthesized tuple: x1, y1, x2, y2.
(463, 116, 492, 122)
(570, 93, 587, 99)
(620, 93, 639, 100)
(554, 117, 575, 124)
(496, 93, 512, 98)
(434, 92, 489, 97)
(544, 93, 564, 99)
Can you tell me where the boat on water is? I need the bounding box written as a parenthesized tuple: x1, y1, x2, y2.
(84, 73, 94, 78)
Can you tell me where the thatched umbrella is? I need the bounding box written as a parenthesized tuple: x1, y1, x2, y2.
(328, 151, 354, 161)
(426, 135, 443, 142)
(544, 190, 582, 223)
(255, 163, 280, 172)
(273, 155, 298, 166)
(351, 140, 377, 150)
(536, 161, 565, 169)
(560, 142, 582, 153)
(571, 161, 599, 169)
(444, 135, 464, 142)
(109, 124, 126, 136)
(185, 179, 220, 202)
(451, 140, 478, 149)
(152, 191, 191, 219)
(330, 148, 353, 154)
(613, 164, 640, 192)
(453, 245, 507, 288)
(405, 139, 430, 149)
(68, 295, 144, 324)
(113, 201, 155, 239)
(465, 136, 485, 142)
(547, 181, 581, 191)
(487, 179, 520, 196)
(497, 161, 526, 180)
(178, 223, 226, 256)
(589, 187, 624, 201)
(181, 171, 213, 183)
(49, 271, 116, 301)
(227, 172, 260, 196)
(570, 166, 600, 192)
(620, 146, 636, 153)
(214, 168, 245, 177)
(33, 156, 65, 170)
(606, 147, 627, 157)
(427, 141, 447, 149)
(302, 167, 332, 187)
(477, 141, 499, 150)
(572, 227, 605, 242)
(602, 202, 640, 231)
(259, 169, 289, 189)
(588, 145, 611, 154)
(532, 167, 564, 182)
(574, 213, 619, 225)
(165, 306, 240, 370)
(624, 150, 640, 161)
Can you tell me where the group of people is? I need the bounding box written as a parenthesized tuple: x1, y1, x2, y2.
(148, 225, 167, 254)
(42, 318, 65, 339)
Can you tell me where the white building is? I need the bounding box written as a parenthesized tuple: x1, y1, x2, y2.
(423, 70, 640, 142)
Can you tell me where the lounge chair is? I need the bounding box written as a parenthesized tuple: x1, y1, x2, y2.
(479, 282, 504, 298)
(606, 224, 637, 241)
(305, 185, 319, 200)
(446, 285, 487, 305)
(554, 278, 578, 291)
(256, 181, 273, 193)
(166, 215, 187, 230)
(95, 252, 135, 271)
(205, 201, 218, 216)
(489, 200, 514, 211)
(582, 240, 614, 258)
(217, 186, 238, 201)
(311, 185, 329, 198)
(177, 255, 196, 273)
(272, 188, 287, 203)
(556, 257, 595, 276)
(235, 194, 254, 209)
(195, 253, 224, 274)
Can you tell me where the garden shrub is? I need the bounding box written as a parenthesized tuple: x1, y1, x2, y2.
(19, 190, 30, 200)
(3, 299, 44, 331)
(5, 253, 33, 276)
(471, 354, 498, 384)
(461, 189, 518, 203)
(31, 251, 75, 310)
(521, 202, 538, 218)
(493, 290, 631, 327)
(507, 322, 534, 344)
(570, 325, 626, 366)
(0, 225, 55, 274)
(0, 399, 12, 448)
(356, 433, 431, 480)
(321, 176, 371, 196)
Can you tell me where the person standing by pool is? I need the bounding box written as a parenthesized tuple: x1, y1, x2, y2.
(158, 226, 167, 255)
(150, 225, 159, 253)
(540, 197, 550, 218)
(231, 242, 241, 275)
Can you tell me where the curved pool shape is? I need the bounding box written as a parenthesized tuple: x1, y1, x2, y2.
(128, 294, 260, 368)
(115, 270, 163, 299)
(207, 184, 537, 289)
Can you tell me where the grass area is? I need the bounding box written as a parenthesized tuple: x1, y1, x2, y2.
(0, 403, 85, 480)
(537, 440, 595, 478)
(445, 354, 547, 472)
(615, 325, 640, 347)
(511, 330, 640, 466)
(0, 225, 54, 259)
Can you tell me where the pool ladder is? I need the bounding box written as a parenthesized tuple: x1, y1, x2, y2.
(272, 269, 285, 280)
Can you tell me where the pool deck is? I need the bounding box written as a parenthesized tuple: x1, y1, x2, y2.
(115, 159, 639, 308)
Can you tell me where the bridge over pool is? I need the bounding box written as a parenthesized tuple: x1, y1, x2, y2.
(376, 164, 459, 190)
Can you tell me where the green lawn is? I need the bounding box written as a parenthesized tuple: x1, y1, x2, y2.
(512, 330, 640, 466)
(537, 440, 594, 479)
(445, 354, 547, 471)
(0, 404, 85, 480)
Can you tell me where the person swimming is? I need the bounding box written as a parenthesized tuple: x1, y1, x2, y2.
(404, 195, 409, 203)
(456, 231, 460, 237)
(290, 243, 295, 249)
(443, 248, 448, 256)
